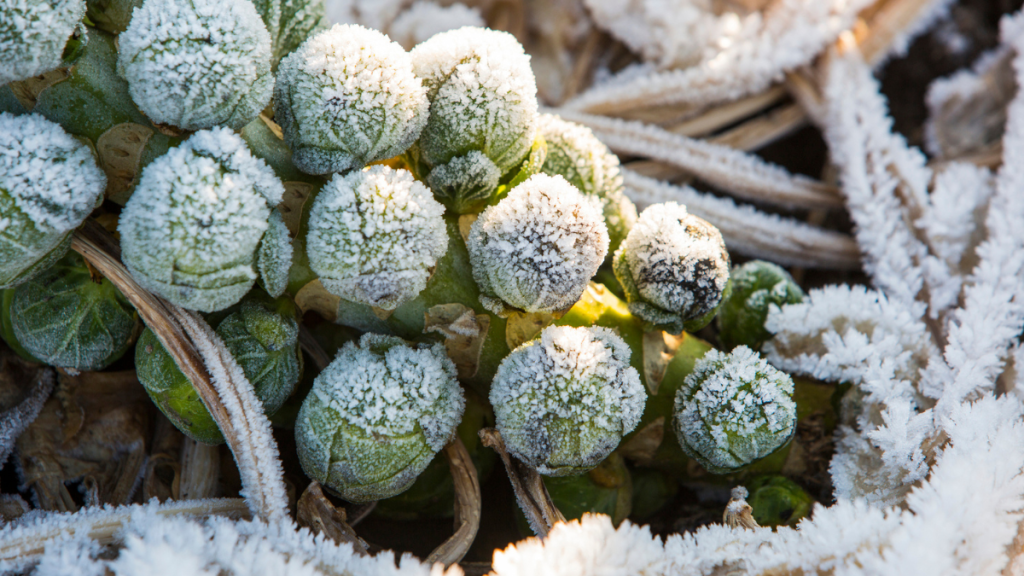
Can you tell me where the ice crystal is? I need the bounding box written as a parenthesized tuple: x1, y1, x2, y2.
(306, 166, 448, 310)
(257, 209, 294, 299)
(388, 2, 484, 51)
(119, 128, 286, 313)
(490, 325, 644, 476)
(295, 333, 464, 502)
(0, 0, 85, 85)
(468, 174, 608, 316)
(274, 24, 427, 175)
(0, 113, 106, 289)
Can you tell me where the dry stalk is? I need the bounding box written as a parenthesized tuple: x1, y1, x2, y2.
(426, 437, 482, 567)
(296, 482, 369, 555)
(179, 438, 220, 500)
(479, 428, 565, 538)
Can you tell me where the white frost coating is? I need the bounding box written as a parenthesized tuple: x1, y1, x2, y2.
(322, 0, 406, 30)
(468, 174, 608, 315)
(274, 24, 427, 175)
(0, 0, 84, 85)
(490, 325, 644, 476)
(306, 166, 447, 310)
(0, 369, 54, 470)
(119, 128, 285, 313)
(388, 2, 484, 51)
(257, 209, 294, 298)
(674, 346, 796, 473)
(117, 0, 273, 131)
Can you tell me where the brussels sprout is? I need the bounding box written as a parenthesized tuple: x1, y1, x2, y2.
(6, 252, 135, 371)
(537, 114, 638, 259)
(294, 333, 464, 502)
(118, 129, 289, 313)
(467, 174, 608, 316)
(117, 0, 273, 131)
(0, 113, 106, 289)
(717, 260, 805, 351)
(746, 475, 814, 527)
(306, 165, 448, 310)
(85, 0, 144, 34)
(613, 202, 730, 334)
(673, 346, 796, 474)
(409, 27, 538, 213)
(274, 24, 427, 175)
(251, 0, 327, 68)
(0, 0, 86, 85)
(490, 325, 644, 476)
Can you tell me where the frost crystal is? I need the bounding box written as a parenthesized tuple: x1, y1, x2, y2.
(468, 174, 608, 315)
(0, 0, 85, 85)
(674, 346, 796, 474)
(295, 333, 464, 502)
(490, 325, 644, 476)
(117, 0, 274, 131)
(274, 24, 428, 175)
(119, 128, 286, 313)
(613, 202, 730, 334)
(0, 113, 105, 289)
(306, 166, 448, 310)
(388, 2, 485, 50)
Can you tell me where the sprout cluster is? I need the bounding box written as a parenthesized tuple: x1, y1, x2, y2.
(0, 0, 86, 85)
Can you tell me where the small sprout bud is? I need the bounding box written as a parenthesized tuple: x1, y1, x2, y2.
(411, 27, 538, 212)
(538, 114, 638, 259)
(746, 475, 814, 527)
(490, 325, 645, 476)
(468, 174, 608, 316)
(717, 260, 805, 351)
(117, 0, 274, 131)
(250, 0, 327, 68)
(294, 333, 465, 502)
(274, 24, 428, 175)
(0, 113, 106, 289)
(673, 346, 796, 474)
(613, 202, 730, 334)
(0, 0, 86, 84)
(118, 128, 287, 313)
(306, 166, 448, 310)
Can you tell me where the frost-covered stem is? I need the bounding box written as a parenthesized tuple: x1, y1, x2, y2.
(0, 365, 54, 467)
(426, 437, 481, 566)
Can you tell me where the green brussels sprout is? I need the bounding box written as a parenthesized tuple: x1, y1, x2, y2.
(613, 202, 730, 334)
(306, 165, 448, 310)
(467, 174, 608, 316)
(717, 260, 805, 351)
(85, 0, 144, 34)
(274, 24, 428, 175)
(251, 0, 326, 68)
(537, 114, 637, 260)
(6, 252, 136, 371)
(118, 128, 290, 313)
(117, 0, 273, 131)
(543, 452, 632, 525)
(0, 0, 86, 85)
(673, 346, 796, 474)
(745, 475, 814, 527)
(490, 325, 644, 476)
(409, 27, 538, 213)
(0, 113, 106, 289)
(294, 333, 464, 502)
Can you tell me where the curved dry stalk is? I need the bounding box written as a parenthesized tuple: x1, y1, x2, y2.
(70, 221, 289, 524)
(479, 428, 564, 538)
(296, 482, 369, 555)
(427, 437, 481, 566)
(298, 325, 331, 371)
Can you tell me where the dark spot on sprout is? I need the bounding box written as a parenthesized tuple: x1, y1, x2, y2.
(780, 507, 793, 521)
(325, 96, 349, 112)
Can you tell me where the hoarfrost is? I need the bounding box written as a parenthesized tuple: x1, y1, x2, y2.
(0, 0, 85, 85)
(257, 209, 294, 299)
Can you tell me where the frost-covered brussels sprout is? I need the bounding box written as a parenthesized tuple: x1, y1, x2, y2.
(538, 114, 637, 259)
(717, 260, 805, 351)
(490, 325, 644, 476)
(306, 166, 448, 310)
(251, 0, 326, 68)
(410, 27, 539, 213)
(118, 129, 289, 313)
(746, 475, 814, 527)
(0, 113, 106, 289)
(274, 24, 427, 175)
(294, 333, 464, 502)
(85, 0, 144, 34)
(117, 0, 273, 131)
(467, 174, 608, 316)
(0, 0, 86, 85)
(7, 252, 136, 371)
(673, 346, 796, 474)
(613, 202, 730, 334)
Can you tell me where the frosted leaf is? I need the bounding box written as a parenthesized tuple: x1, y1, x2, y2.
(306, 165, 448, 310)
(673, 346, 796, 474)
(538, 113, 637, 259)
(295, 333, 464, 502)
(0, 113, 106, 289)
(256, 209, 293, 298)
(716, 260, 804, 352)
(612, 202, 730, 334)
(119, 128, 285, 312)
(468, 174, 608, 316)
(274, 24, 428, 175)
(388, 2, 485, 51)
(411, 26, 539, 194)
(0, 0, 85, 85)
(117, 0, 274, 131)
(489, 325, 644, 476)
(251, 0, 327, 68)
